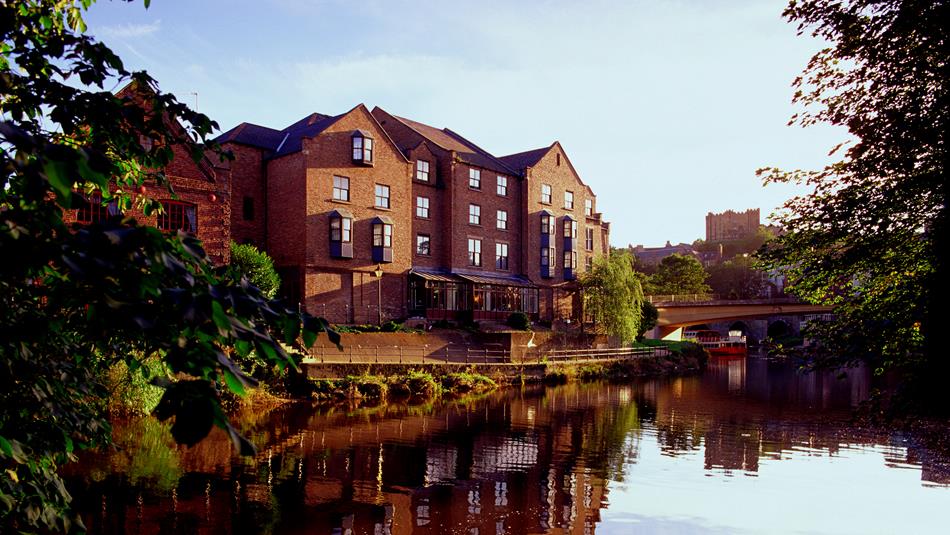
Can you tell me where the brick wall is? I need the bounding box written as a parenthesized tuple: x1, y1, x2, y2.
(227, 144, 267, 249)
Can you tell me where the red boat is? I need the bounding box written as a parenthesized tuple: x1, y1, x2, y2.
(684, 329, 747, 357)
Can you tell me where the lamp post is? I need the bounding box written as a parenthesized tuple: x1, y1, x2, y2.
(372, 264, 383, 325)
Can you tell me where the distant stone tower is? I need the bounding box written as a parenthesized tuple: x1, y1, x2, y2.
(706, 208, 760, 242)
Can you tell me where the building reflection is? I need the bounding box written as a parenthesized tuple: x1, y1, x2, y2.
(68, 359, 949, 534)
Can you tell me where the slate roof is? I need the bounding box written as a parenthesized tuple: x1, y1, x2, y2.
(214, 112, 341, 157)
(498, 146, 550, 172)
(390, 114, 517, 176)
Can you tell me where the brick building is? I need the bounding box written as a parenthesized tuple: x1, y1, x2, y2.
(72, 93, 612, 325)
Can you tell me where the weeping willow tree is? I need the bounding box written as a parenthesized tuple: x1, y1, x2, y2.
(580, 251, 643, 344)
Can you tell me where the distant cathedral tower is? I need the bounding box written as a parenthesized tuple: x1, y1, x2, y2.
(706, 208, 759, 242)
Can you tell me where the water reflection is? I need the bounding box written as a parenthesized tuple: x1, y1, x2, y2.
(67, 357, 950, 534)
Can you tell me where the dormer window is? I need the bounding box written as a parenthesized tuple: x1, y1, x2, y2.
(351, 130, 374, 165)
(372, 216, 394, 263)
(329, 209, 353, 259)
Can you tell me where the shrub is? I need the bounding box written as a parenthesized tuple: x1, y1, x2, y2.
(229, 241, 281, 299)
(400, 370, 440, 397)
(506, 312, 531, 331)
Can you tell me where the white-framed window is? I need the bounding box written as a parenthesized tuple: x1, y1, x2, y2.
(497, 175, 507, 196)
(541, 246, 556, 267)
(416, 196, 430, 218)
(469, 168, 481, 189)
(541, 184, 552, 204)
(496, 210, 508, 230)
(540, 213, 555, 235)
(416, 160, 430, 182)
(563, 250, 577, 269)
(373, 222, 393, 247)
(352, 133, 373, 163)
(332, 176, 349, 202)
(564, 190, 574, 210)
(468, 238, 482, 266)
(374, 184, 390, 209)
(586, 227, 594, 250)
(496, 242, 509, 270)
(585, 198, 594, 217)
(586, 256, 593, 272)
(563, 219, 577, 239)
(469, 204, 481, 225)
(417, 234, 430, 256)
(329, 216, 352, 242)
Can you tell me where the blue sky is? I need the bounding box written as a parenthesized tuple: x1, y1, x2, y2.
(84, 0, 846, 248)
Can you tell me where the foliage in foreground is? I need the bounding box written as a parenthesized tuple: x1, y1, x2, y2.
(0, 1, 338, 531)
(758, 0, 947, 407)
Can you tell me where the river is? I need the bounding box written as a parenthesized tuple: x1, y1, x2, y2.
(66, 356, 950, 534)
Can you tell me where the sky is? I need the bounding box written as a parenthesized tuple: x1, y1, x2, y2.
(83, 0, 847, 248)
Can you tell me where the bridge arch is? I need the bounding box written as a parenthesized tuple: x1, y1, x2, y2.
(767, 319, 791, 339)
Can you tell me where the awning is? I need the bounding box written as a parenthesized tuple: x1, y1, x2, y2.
(328, 208, 354, 219)
(372, 215, 395, 225)
(410, 269, 463, 283)
(456, 273, 536, 288)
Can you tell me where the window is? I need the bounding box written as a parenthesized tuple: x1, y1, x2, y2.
(468, 238, 482, 266)
(469, 168, 481, 189)
(329, 210, 353, 258)
(417, 234, 431, 256)
(564, 191, 574, 210)
(332, 176, 349, 202)
(373, 222, 393, 247)
(497, 176, 507, 196)
(352, 131, 373, 164)
(586, 256, 593, 272)
(158, 200, 197, 233)
(496, 210, 508, 230)
(541, 184, 552, 204)
(586, 228, 594, 250)
(469, 204, 481, 225)
(585, 198, 594, 217)
(375, 184, 390, 209)
(416, 196, 430, 218)
(541, 246, 556, 266)
(540, 212, 555, 235)
(76, 193, 113, 224)
(372, 217, 394, 263)
(496, 243, 509, 270)
(563, 250, 577, 269)
(563, 218, 577, 239)
(242, 196, 254, 221)
(416, 160, 430, 182)
(330, 216, 352, 242)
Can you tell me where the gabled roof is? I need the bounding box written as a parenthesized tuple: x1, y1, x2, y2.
(382, 111, 517, 175)
(498, 146, 549, 172)
(215, 122, 286, 151)
(272, 113, 341, 157)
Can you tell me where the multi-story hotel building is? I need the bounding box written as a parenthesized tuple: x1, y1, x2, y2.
(74, 89, 610, 325)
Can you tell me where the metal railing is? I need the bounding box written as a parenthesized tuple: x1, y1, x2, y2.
(305, 343, 668, 365)
(645, 294, 800, 305)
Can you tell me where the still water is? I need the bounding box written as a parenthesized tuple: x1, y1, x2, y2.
(68, 357, 950, 534)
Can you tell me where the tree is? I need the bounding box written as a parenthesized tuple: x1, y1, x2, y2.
(644, 254, 711, 295)
(638, 301, 659, 339)
(707, 256, 768, 299)
(758, 0, 948, 404)
(580, 251, 643, 344)
(0, 2, 337, 531)
(230, 241, 281, 299)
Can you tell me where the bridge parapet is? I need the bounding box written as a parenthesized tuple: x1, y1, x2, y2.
(646, 295, 804, 307)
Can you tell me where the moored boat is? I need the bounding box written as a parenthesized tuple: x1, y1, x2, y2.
(684, 329, 747, 357)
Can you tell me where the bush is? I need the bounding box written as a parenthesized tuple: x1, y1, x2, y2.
(229, 241, 281, 299)
(506, 312, 531, 331)
(443, 371, 497, 394)
(398, 370, 440, 397)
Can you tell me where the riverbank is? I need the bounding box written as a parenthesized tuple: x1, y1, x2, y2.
(290, 340, 707, 404)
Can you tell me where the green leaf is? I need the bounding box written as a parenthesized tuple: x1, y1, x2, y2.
(0, 436, 12, 458)
(42, 159, 73, 207)
(210, 300, 230, 335)
(222, 368, 246, 397)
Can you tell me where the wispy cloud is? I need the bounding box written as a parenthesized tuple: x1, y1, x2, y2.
(97, 20, 161, 39)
